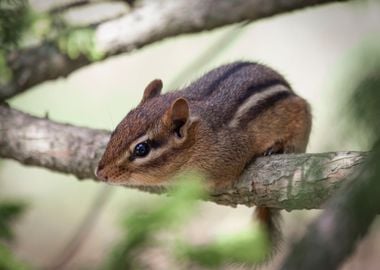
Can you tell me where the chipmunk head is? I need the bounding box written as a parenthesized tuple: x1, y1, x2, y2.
(96, 79, 199, 186)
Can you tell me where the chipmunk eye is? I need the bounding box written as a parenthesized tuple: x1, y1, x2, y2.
(133, 142, 151, 157)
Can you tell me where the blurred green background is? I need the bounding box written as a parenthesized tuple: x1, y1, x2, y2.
(1, 1, 380, 269)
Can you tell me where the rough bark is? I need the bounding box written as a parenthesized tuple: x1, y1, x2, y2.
(280, 142, 380, 270)
(94, 0, 348, 55)
(0, 105, 367, 210)
(0, 104, 108, 180)
(3, 44, 91, 102)
(1, 0, 348, 101)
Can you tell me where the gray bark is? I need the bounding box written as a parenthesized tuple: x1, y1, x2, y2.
(1, 0, 348, 101)
(0, 105, 366, 210)
(281, 144, 380, 270)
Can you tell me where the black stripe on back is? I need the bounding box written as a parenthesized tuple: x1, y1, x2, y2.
(223, 81, 290, 125)
(236, 79, 289, 107)
(202, 62, 253, 97)
(239, 91, 293, 127)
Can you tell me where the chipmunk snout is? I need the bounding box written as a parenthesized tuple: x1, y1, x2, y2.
(95, 164, 108, 182)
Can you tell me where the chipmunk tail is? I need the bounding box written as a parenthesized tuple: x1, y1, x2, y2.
(253, 207, 282, 256)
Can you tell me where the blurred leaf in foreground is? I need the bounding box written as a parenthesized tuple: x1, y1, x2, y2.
(0, 201, 29, 270)
(0, 201, 27, 241)
(177, 222, 270, 268)
(339, 39, 380, 147)
(104, 172, 207, 270)
(105, 171, 271, 269)
(0, 242, 29, 270)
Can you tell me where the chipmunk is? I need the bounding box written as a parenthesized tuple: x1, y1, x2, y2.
(96, 61, 311, 245)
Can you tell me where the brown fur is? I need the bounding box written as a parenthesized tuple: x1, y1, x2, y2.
(96, 61, 311, 189)
(96, 61, 312, 253)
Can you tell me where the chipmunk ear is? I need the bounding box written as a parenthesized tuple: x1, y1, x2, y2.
(140, 79, 162, 104)
(171, 98, 189, 123)
(164, 98, 192, 139)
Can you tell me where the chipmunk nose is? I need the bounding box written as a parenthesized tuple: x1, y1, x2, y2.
(95, 165, 108, 182)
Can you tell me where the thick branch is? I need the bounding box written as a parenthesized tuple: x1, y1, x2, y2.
(1, 0, 348, 101)
(281, 143, 380, 270)
(0, 105, 367, 210)
(0, 104, 108, 179)
(3, 44, 91, 101)
(94, 0, 348, 55)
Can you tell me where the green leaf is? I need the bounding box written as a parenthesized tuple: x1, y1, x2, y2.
(58, 28, 104, 61)
(0, 51, 13, 85)
(0, 0, 31, 50)
(0, 201, 27, 241)
(177, 223, 270, 268)
(104, 172, 206, 270)
(0, 242, 29, 270)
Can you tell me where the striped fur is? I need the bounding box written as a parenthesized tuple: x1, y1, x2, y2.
(96, 61, 311, 189)
(228, 84, 291, 128)
(96, 61, 312, 260)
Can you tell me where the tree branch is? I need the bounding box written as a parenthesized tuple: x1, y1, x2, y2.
(0, 104, 108, 179)
(280, 142, 380, 270)
(0, 105, 367, 209)
(1, 0, 348, 101)
(3, 44, 91, 102)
